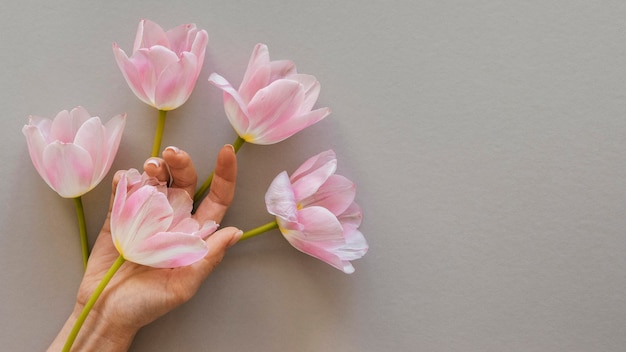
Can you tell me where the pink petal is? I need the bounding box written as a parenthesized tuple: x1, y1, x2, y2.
(165, 23, 196, 53)
(269, 60, 297, 81)
(98, 114, 126, 182)
(134, 19, 168, 51)
(245, 80, 304, 143)
(337, 202, 363, 228)
(49, 109, 81, 143)
(42, 142, 94, 197)
(114, 186, 173, 249)
(300, 175, 356, 216)
(286, 236, 355, 274)
(113, 44, 151, 105)
(189, 29, 208, 70)
(166, 188, 193, 227)
(128, 232, 208, 268)
(22, 123, 49, 182)
(297, 206, 344, 241)
(290, 150, 337, 201)
(239, 43, 271, 101)
(253, 107, 330, 145)
(289, 74, 321, 112)
(209, 73, 250, 135)
(154, 52, 198, 110)
(73, 117, 106, 183)
(291, 149, 336, 181)
(265, 171, 298, 222)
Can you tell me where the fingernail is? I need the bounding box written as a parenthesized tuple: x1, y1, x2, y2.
(165, 145, 180, 153)
(228, 230, 243, 247)
(224, 144, 234, 152)
(146, 158, 160, 167)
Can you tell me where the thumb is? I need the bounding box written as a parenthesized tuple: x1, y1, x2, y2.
(195, 227, 242, 278)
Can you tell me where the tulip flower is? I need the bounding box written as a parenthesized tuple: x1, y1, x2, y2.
(23, 106, 126, 198)
(113, 19, 208, 111)
(111, 169, 217, 268)
(208, 43, 330, 147)
(113, 19, 208, 156)
(241, 150, 368, 274)
(22, 106, 126, 268)
(196, 44, 331, 203)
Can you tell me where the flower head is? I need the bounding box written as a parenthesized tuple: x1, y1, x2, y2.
(209, 43, 331, 145)
(111, 169, 218, 268)
(22, 106, 126, 198)
(113, 19, 208, 111)
(265, 150, 368, 273)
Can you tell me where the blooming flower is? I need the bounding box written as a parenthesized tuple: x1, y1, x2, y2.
(113, 19, 208, 111)
(208, 43, 331, 145)
(22, 106, 126, 198)
(265, 150, 368, 273)
(111, 169, 217, 268)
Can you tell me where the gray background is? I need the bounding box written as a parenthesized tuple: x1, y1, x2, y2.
(1, 1, 626, 351)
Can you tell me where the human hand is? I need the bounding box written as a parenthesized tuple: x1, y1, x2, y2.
(49, 145, 240, 351)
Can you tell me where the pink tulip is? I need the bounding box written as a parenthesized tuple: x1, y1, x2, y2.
(111, 169, 218, 268)
(22, 106, 126, 198)
(113, 19, 208, 111)
(209, 43, 331, 145)
(265, 150, 368, 273)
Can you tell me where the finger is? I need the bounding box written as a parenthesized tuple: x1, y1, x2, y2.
(143, 157, 169, 184)
(162, 146, 197, 197)
(195, 145, 237, 224)
(193, 227, 242, 279)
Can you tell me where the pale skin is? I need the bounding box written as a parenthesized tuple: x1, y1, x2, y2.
(49, 145, 240, 351)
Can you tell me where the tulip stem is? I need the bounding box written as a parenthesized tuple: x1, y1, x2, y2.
(239, 220, 279, 241)
(73, 196, 89, 270)
(151, 110, 167, 157)
(62, 255, 126, 352)
(192, 135, 246, 204)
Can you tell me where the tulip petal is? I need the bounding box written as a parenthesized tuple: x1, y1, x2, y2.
(209, 73, 250, 135)
(128, 231, 208, 268)
(300, 175, 356, 216)
(114, 186, 173, 250)
(286, 236, 355, 274)
(22, 124, 50, 182)
(269, 60, 297, 81)
(134, 19, 168, 51)
(42, 142, 94, 198)
(154, 52, 198, 110)
(99, 114, 126, 182)
(253, 107, 330, 145)
(289, 74, 321, 112)
(290, 151, 337, 201)
(297, 206, 345, 241)
(73, 117, 105, 182)
(113, 44, 151, 106)
(165, 23, 196, 53)
(167, 188, 193, 227)
(239, 43, 271, 102)
(50, 109, 85, 143)
(245, 80, 304, 143)
(265, 171, 298, 222)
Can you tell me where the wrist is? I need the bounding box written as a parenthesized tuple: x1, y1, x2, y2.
(49, 303, 139, 352)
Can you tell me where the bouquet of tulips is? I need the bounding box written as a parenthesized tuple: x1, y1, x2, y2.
(22, 19, 367, 350)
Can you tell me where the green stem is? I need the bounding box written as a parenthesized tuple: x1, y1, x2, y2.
(193, 135, 246, 204)
(62, 255, 126, 352)
(232, 135, 246, 153)
(151, 110, 167, 157)
(73, 197, 89, 270)
(239, 220, 279, 241)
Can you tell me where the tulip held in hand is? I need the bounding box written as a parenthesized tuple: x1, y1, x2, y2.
(111, 169, 218, 268)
